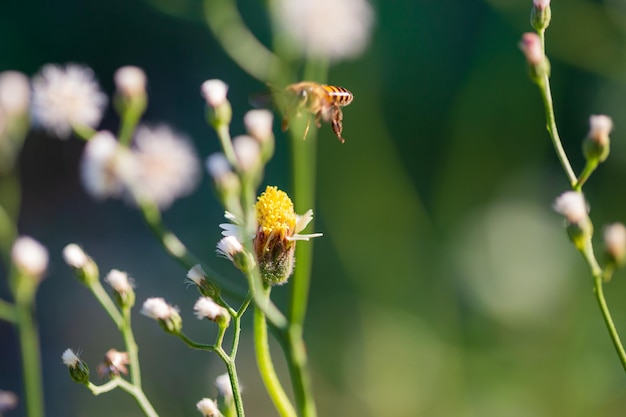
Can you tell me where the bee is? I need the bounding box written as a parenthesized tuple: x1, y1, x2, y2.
(254, 82, 353, 143)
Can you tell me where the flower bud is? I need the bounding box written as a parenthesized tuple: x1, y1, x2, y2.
(519, 32, 550, 83)
(531, 0, 551, 32)
(63, 243, 100, 285)
(141, 297, 183, 335)
(206, 153, 242, 217)
(113, 66, 148, 121)
(186, 264, 222, 299)
(216, 236, 255, 272)
(244, 109, 275, 163)
(96, 349, 130, 379)
(604, 223, 626, 268)
(193, 296, 231, 327)
(197, 398, 222, 417)
(553, 191, 592, 250)
(62, 349, 90, 384)
(583, 114, 612, 164)
(232, 135, 261, 177)
(11, 236, 48, 279)
(0, 71, 30, 117)
(202, 79, 232, 127)
(105, 269, 135, 309)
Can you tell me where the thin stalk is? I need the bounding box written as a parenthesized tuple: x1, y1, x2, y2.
(90, 377, 159, 417)
(89, 280, 123, 329)
(538, 75, 577, 187)
(254, 287, 297, 417)
(0, 299, 16, 322)
(215, 347, 246, 417)
(178, 333, 216, 351)
(574, 160, 598, 191)
(122, 307, 142, 387)
(15, 298, 44, 417)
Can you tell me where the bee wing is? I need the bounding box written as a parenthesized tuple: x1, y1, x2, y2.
(248, 90, 277, 109)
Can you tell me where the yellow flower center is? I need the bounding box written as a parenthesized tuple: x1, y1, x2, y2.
(256, 186, 296, 238)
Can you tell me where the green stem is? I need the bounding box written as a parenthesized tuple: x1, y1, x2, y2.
(538, 75, 577, 187)
(276, 328, 316, 417)
(254, 288, 297, 417)
(89, 280, 124, 329)
(178, 333, 216, 350)
(574, 160, 598, 191)
(216, 124, 238, 167)
(72, 124, 97, 141)
(117, 97, 147, 147)
(0, 299, 16, 322)
(89, 378, 159, 417)
(122, 307, 141, 387)
(15, 297, 44, 417)
(593, 273, 626, 371)
(215, 347, 246, 417)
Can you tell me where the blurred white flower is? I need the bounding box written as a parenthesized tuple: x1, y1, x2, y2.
(114, 66, 147, 98)
(61, 348, 81, 368)
(140, 297, 176, 320)
(214, 373, 233, 401)
(196, 398, 221, 417)
(274, 0, 374, 61)
(186, 264, 207, 286)
(232, 135, 261, 173)
(0, 390, 18, 413)
(31, 64, 107, 138)
(105, 269, 133, 293)
(62, 243, 89, 268)
(193, 296, 229, 324)
(201, 79, 228, 107)
(244, 109, 274, 142)
(553, 191, 588, 224)
(11, 236, 48, 278)
(129, 125, 200, 209)
(80, 131, 135, 200)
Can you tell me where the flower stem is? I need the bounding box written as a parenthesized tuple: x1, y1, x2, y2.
(538, 75, 577, 187)
(89, 280, 123, 329)
(215, 347, 246, 417)
(122, 306, 142, 387)
(90, 378, 159, 417)
(574, 160, 598, 192)
(0, 299, 16, 322)
(15, 297, 44, 417)
(254, 287, 297, 417)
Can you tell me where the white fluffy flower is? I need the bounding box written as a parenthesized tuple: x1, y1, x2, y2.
(553, 191, 588, 224)
(11, 236, 49, 278)
(140, 297, 176, 320)
(62, 244, 89, 268)
(196, 398, 220, 417)
(129, 125, 201, 209)
(114, 66, 147, 98)
(105, 269, 133, 293)
(201, 79, 229, 107)
(193, 296, 229, 324)
(274, 0, 375, 61)
(0, 71, 30, 116)
(80, 131, 135, 200)
(31, 64, 107, 138)
(61, 348, 81, 368)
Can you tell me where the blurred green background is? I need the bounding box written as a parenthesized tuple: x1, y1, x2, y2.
(3, 0, 626, 416)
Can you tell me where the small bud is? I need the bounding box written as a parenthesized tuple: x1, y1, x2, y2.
(194, 296, 231, 327)
(216, 236, 255, 272)
(186, 264, 222, 299)
(604, 223, 626, 267)
(0, 390, 18, 413)
(141, 297, 183, 335)
(105, 269, 135, 308)
(553, 191, 592, 250)
(63, 243, 100, 285)
(202, 79, 231, 127)
(520, 32, 549, 83)
(11, 236, 48, 279)
(232, 135, 261, 174)
(197, 398, 222, 417)
(62, 349, 90, 384)
(531, 0, 551, 32)
(206, 153, 242, 216)
(0, 71, 30, 117)
(583, 114, 613, 164)
(114, 66, 147, 99)
(244, 109, 275, 164)
(96, 349, 130, 379)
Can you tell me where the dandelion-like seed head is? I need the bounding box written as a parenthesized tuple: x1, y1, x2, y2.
(31, 64, 107, 138)
(274, 0, 374, 61)
(0, 71, 30, 116)
(11, 236, 49, 279)
(129, 125, 200, 209)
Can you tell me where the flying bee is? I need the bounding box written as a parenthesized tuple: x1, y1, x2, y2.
(253, 82, 353, 143)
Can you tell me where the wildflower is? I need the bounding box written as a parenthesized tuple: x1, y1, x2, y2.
(196, 398, 222, 417)
(62, 348, 90, 384)
(186, 264, 221, 299)
(193, 296, 230, 326)
(129, 125, 200, 209)
(11, 236, 48, 279)
(201, 79, 231, 127)
(114, 66, 147, 99)
(31, 64, 107, 138)
(519, 33, 549, 82)
(0, 390, 18, 413)
(141, 297, 182, 335)
(97, 349, 130, 379)
(62, 243, 99, 285)
(583, 114, 613, 164)
(80, 131, 135, 200)
(232, 135, 261, 174)
(0, 71, 30, 117)
(274, 0, 374, 61)
(221, 186, 322, 284)
(531, 0, 551, 31)
(216, 235, 255, 273)
(105, 269, 135, 308)
(553, 191, 592, 250)
(604, 223, 626, 267)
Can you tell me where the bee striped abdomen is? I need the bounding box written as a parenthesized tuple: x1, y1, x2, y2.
(322, 85, 353, 106)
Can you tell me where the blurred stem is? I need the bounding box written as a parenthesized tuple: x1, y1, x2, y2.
(117, 96, 147, 147)
(89, 280, 124, 329)
(254, 286, 297, 417)
(278, 328, 316, 417)
(216, 123, 237, 167)
(0, 174, 20, 265)
(574, 160, 598, 191)
(178, 333, 216, 350)
(0, 299, 16, 322)
(138, 201, 245, 300)
(73, 124, 97, 141)
(202, 0, 289, 83)
(89, 377, 159, 417)
(537, 75, 577, 187)
(15, 288, 44, 417)
(121, 306, 142, 387)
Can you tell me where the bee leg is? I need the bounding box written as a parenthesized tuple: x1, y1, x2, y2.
(315, 111, 323, 128)
(302, 116, 311, 140)
(330, 106, 345, 143)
